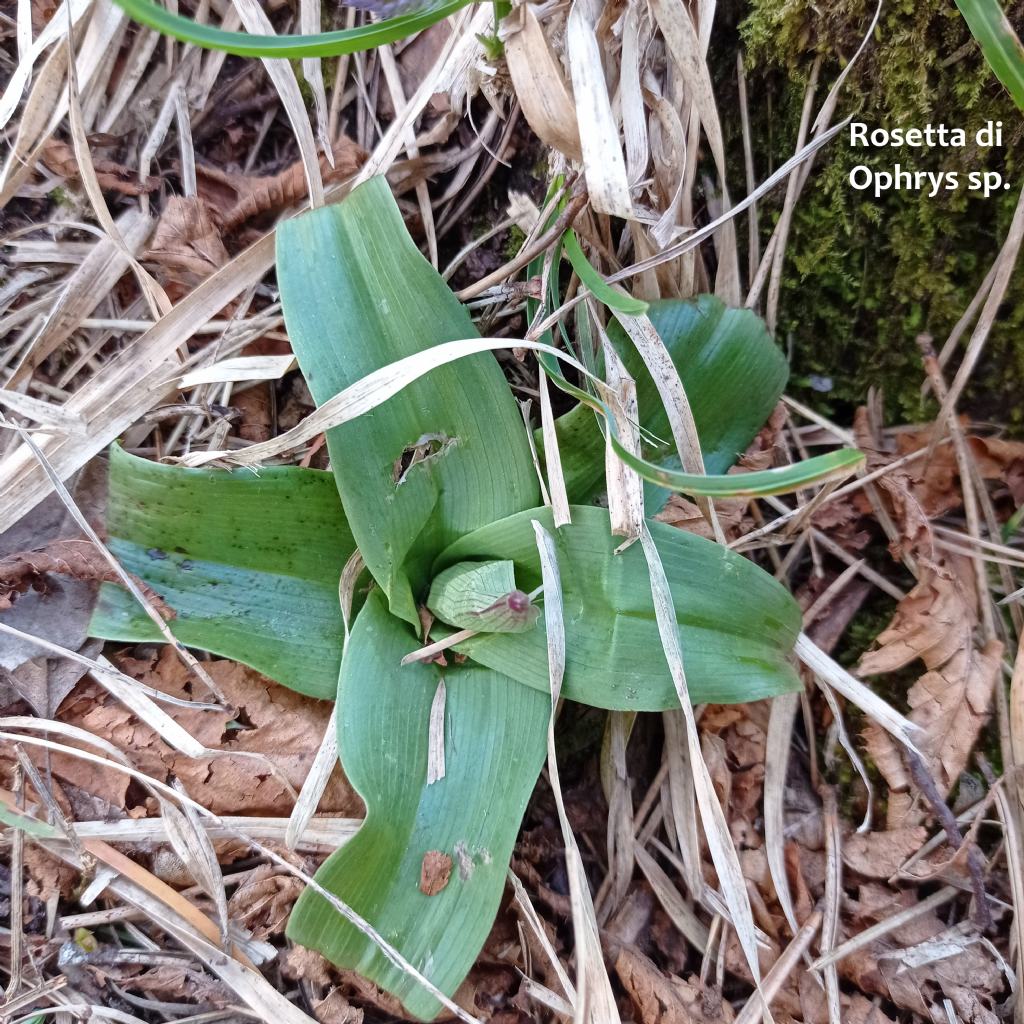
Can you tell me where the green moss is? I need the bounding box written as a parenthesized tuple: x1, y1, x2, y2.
(735, 0, 1024, 425)
(505, 223, 527, 260)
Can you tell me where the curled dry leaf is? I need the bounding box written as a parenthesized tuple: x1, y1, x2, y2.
(312, 989, 364, 1024)
(194, 135, 367, 234)
(894, 427, 1024, 517)
(853, 408, 934, 560)
(52, 647, 360, 817)
(842, 827, 929, 880)
(229, 864, 305, 939)
(859, 558, 1000, 827)
(41, 139, 161, 196)
(0, 538, 174, 620)
(146, 196, 230, 289)
(612, 946, 733, 1024)
(858, 560, 974, 677)
(0, 471, 108, 716)
(841, 884, 1004, 1024)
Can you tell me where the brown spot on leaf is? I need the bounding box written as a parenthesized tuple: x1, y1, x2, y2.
(419, 850, 452, 896)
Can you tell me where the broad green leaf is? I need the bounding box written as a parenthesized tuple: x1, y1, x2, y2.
(287, 590, 549, 1020)
(955, 0, 1024, 109)
(548, 296, 790, 505)
(563, 229, 649, 315)
(277, 177, 539, 627)
(428, 560, 539, 632)
(432, 505, 802, 710)
(109, 0, 473, 57)
(90, 446, 353, 699)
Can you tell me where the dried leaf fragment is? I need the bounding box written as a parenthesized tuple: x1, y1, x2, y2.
(419, 850, 453, 896)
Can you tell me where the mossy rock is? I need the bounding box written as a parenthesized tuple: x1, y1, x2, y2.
(722, 0, 1024, 426)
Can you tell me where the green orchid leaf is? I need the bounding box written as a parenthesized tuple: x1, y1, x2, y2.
(427, 560, 539, 633)
(547, 296, 790, 505)
(277, 177, 539, 627)
(432, 505, 802, 710)
(955, 0, 1024, 109)
(537, 344, 861, 502)
(563, 229, 650, 315)
(90, 446, 353, 699)
(607, 444, 864, 498)
(287, 590, 549, 1020)
(109, 0, 473, 58)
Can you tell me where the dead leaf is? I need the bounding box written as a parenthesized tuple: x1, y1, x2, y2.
(145, 196, 229, 289)
(51, 647, 361, 817)
(313, 989, 364, 1024)
(842, 827, 928, 879)
(853, 408, 934, 561)
(841, 885, 1004, 1024)
(419, 850, 453, 896)
(894, 428, 1024, 516)
(193, 135, 367, 233)
(41, 139, 160, 196)
(282, 945, 334, 986)
(859, 555, 1000, 826)
(613, 945, 733, 1024)
(228, 863, 304, 939)
(0, 538, 173, 620)
(0, 465, 107, 715)
(857, 559, 974, 676)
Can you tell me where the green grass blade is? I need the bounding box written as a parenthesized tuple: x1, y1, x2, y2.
(90, 446, 353, 699)
(277, 177, 539, 627)
(287, 590, 549, 1020)
(547, 296, 790, 504)
(0, 803, 60, 839)
(607, 444, 864, 498)
(538, 347, 863, 499)
(433, 504, 803, 710)
(955, 0, 1024, 109)
(562, 228, 649, 315)
(109, 0, 473, 57)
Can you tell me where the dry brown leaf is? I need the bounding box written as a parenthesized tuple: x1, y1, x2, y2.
(193, 135, 366, 233)
(858, 560, 973, 676)
(419, 850, 453, 896)
(895, 428, 1024, 516)
(23, 843, 79, 901)
(146, 196, 229, 289)
(613, 946, 733, 1024)
(903, 640, 1001, 793)
(313, 989, 364, 1024)
(41, 139, 160, 196)
(228, 863, 304, 939)
(842, 994, 898, 1024)
(853, 408, 934, 560)
(841, 827, 928, 879)
(107, 963, 231, 1007)
(841, 884, 1004, 1024)
(0, 468, 108, 715)
(54, 646, 360, 817)
(860, 557, 1000, 826)
(282, 945, 334, 986)
(0, 538, 173, 619)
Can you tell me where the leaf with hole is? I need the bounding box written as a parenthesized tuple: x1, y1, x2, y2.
(90, 175, 847, 1020)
